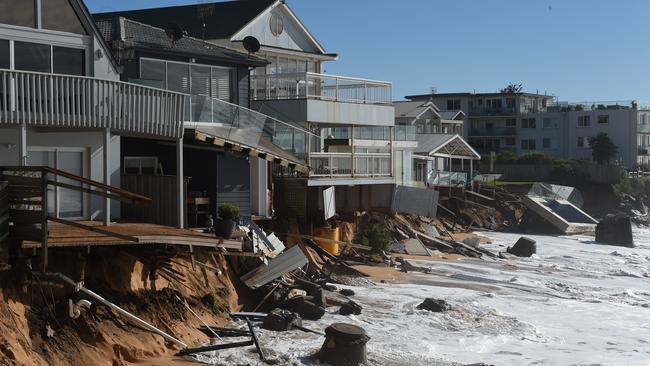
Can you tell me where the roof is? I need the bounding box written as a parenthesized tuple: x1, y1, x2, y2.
(415, 134, 481, 159)
(94, 0, 276, 41)
(68, 0, 121, 72)
(439, 110, 465, 121)
(406, 92, 554, 100)
(95, 17, 267, 67)
(394, 100, 440, 119)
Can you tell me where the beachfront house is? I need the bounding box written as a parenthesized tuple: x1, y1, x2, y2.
(93, 16, 308, 225)
(94, 0, 407, 220)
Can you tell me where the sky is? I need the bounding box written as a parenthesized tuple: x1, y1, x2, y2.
(86, 0, 650, 102)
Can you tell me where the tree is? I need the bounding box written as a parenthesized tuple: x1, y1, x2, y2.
(500, 83, 523, 94)
(589, 132, 618, 165)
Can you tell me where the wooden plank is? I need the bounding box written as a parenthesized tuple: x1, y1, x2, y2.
(47, 216, 139, 243)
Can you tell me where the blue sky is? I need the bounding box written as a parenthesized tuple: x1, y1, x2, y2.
(87, 0, 650, 102)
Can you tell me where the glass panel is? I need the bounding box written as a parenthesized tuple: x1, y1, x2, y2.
(42, 0, 86, 35)
(53, 47, 85, 76)
(14, 41, 51, 73)
(0, 0, 35, 28)
(190, 65, 211, 122)
(57, 151, 83, 218)
(210, 67, 231, 101)
(167, 62, 190, 120)
(140, 59, 165, 88)
(27, 151, 55, 215)
(0, 39, 9, 69)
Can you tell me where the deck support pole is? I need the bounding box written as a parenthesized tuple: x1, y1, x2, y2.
(470, 159, 474, 191)
(177, 137, 184, 229)
(103, 128, 111, 226)
(19, 124, 27, 166)
(350, 125, 355, 178)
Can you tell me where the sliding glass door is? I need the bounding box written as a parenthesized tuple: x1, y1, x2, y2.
(27, 148, 85, 219)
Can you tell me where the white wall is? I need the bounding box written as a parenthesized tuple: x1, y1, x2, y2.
(0, 127, 121, 219)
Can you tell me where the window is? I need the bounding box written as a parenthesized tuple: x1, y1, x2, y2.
(447, 99, 460, 110)
(210, 67, 231, 101)
(269, 12, 284, 37)
(42, 0, 86, 35)
(506, 98, 515, 108)
(598, 115, 609, 124)
(0, 0, 36, 28)
(505, 118, 516, 127)
(577, 137, 586, 148)
(543, 138, 551, 149)
(505, 138, 516, 146)
(642, 114, 647, 125)
(521, 118, 536, 129)
(0, 39, 9, 69)
(543, 118, 552, 128)
(578, 115, 591, 127)
(14, 41, 51, 72)
(521, 139, 536, 150)
(53, 46, 85, 76)
(487, 99, 502, 109)
(124, 157, 158, 175)
(140, 59, 166, 88)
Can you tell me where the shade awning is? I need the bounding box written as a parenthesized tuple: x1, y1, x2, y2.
(189, 128, 309, 174)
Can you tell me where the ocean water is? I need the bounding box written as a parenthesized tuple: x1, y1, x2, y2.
(193, 227, 650, 366)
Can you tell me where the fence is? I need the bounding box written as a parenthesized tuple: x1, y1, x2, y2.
(309, 152, 392, 178)
(121, 174, 188, 227)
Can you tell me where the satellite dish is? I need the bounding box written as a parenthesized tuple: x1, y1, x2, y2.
(165, 23, 186, 44)
(243, 36, 261, 54)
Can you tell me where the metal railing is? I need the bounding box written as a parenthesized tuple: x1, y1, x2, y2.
(547, 100, 637, 112)
(328, 126, 416, 141)
(309, 152, 392, 178)
(250, 72, 392, 105)
(429, 171, 469, 187)
(0, 69, 186, 139)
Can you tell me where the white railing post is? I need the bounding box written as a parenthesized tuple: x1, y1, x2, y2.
(177, 137, 184, 229)
(103, 128, 111, 226)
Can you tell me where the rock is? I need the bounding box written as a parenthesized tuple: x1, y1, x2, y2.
(417, 298, 451, 312)
(288, 289, 307, 299)
(293, 300, 325, 320)
(339, 288, 355, 297)
(323, 284, 338, 292)
(339, 300, 362, 315)
(462, 236, 480, 248)
(318, 323, 369, 366)
(507, 237, 536, 257)
(262, 308, 302, 332)
(311, 287, 327, 308)
(596, 215, 634, 248)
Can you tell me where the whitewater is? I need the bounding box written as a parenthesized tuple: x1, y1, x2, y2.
(194, 226, 650, 365)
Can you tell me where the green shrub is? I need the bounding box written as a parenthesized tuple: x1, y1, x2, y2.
(516, 152, 553, 165)
(218, 203, 240, 222)
(613, 175, 646, 197)
(359, 224, 391, 253)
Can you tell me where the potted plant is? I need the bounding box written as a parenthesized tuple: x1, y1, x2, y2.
(215, 203, 240, 239)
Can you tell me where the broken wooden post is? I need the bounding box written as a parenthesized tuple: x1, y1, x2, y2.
(246, 318, 266, 361)
(176, 340, 254, 356)
(318, 323, 369, 366)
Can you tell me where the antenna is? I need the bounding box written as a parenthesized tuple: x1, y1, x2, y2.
(243, 36, 261, 54)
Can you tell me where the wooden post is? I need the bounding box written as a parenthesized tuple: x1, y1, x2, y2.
(103, 128, 111, 226)
(177, 137, 184, 229)
(470, 159, 474, 192)
(41, 170, 48, 272)
(448, 157, 452, 198)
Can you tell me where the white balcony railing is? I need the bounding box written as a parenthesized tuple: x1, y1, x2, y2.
(0, 69, 186, 139)
(251, 72, 392, 105)
(309, 152, 392, 178)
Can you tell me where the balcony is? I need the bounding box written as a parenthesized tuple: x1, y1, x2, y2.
(468, 127, 517, 137)
(250, 72, 395, 127)
(639, 124, 650, 134)
(469, 106, 516, 116)
(309, 152, 392, 179)
(328, 126, 416, 141)
(0, 69, 186, 139)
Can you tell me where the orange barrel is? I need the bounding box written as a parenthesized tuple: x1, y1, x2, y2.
(313, 226, 340, 256)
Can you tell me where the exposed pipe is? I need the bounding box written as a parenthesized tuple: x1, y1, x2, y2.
(54, 273, 187, 348)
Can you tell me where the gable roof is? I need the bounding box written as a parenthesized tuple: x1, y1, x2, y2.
(415, 134, 481, 159)
(94, 0, 275, 41)
(95, 17, 267, 67)
(439, 110, 465, 121)
(68, 0, 121, 72)
(394, 100, 441, 119)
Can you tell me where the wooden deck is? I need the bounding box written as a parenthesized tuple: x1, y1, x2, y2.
(21, 221, 242, 250)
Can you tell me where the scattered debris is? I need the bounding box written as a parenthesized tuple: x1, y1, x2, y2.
(177, 340, 254, 356)
(507, 237, 537, 257)
(240, 245, 308, 289)
(417, 298, 452, 312)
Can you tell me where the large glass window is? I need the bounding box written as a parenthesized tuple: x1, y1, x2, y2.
(0, 39, 9, 69)
(42, 0, 86, 35)
(53, 46, 85, 76)
(0, 0, 36, 28)
(191, 65, 211, 122)
(14, 41, 51, 72)
(140, 59, 166, 88)
(211, 67, 231, 101)
(166, 62, 190, 120)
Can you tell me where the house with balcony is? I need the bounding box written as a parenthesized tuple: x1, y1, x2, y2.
(405, 91, 554, 154)
(393, 100, 480, 190)
(93, 16, 309, 223)
(96, 1, 401, 219)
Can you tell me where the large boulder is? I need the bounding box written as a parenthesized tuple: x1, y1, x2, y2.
(262, 308, 302, 332)
(416, 298, 451, 312)
(507, 237, 536, 257)
(339, 300, 362, 315)
(596, 215, 634, 248)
